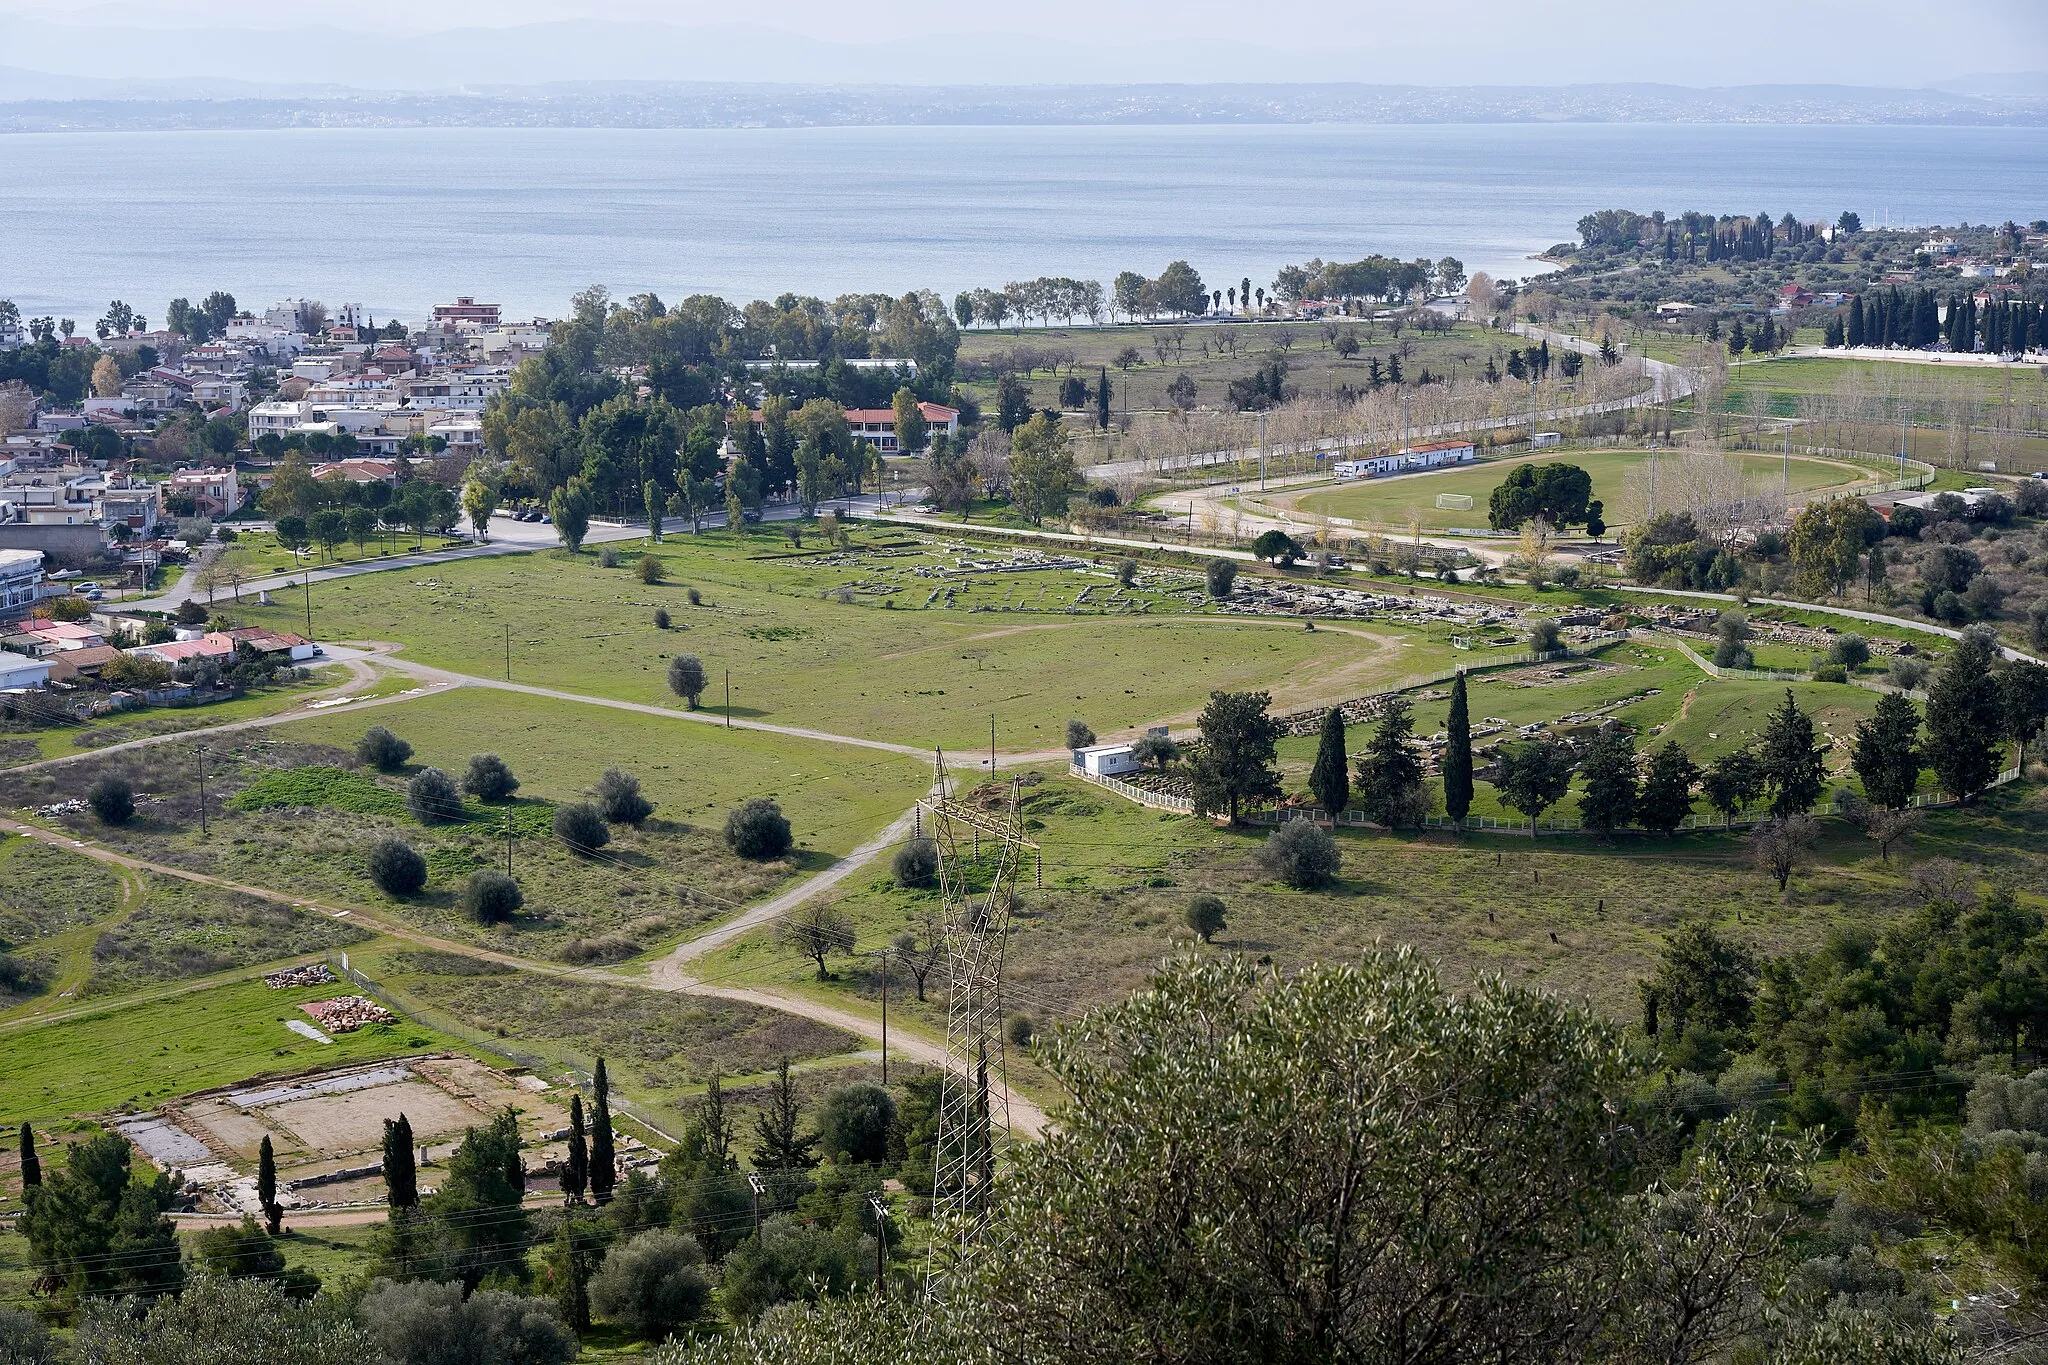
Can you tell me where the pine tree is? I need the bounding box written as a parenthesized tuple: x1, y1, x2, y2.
(1758, 689, 1828, 817)
(258, 1135, 281, 1235)
(17, 1122, 39, 1188)
(1356, 697, 1425, 828)
(590, 1057, 616, 1205)
(750, 1056, 818, 1171)
(1852, 691, 1923, 810)
(1308, 708, 1349, 818)
(1926, 629, 2004, 801)
(1576, 727, 1639, 836)
(1443, 672, 1474, 826)
(1637, 742, 1700, 835)
(561, 1094, 588, 1206)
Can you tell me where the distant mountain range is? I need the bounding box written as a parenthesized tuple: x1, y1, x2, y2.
(2, 75, 2045, 132)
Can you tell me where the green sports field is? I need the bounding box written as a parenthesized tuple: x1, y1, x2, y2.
(1287, 448, 1874, 532)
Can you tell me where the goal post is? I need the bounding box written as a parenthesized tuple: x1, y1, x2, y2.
(1435, 493, 1475, 511)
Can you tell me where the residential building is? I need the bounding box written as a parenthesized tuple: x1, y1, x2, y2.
(225, 626, 316, 660)
(313, 458, 401, 485)
(129, 631, 237, 665)
(248, 400, 314, 442)
(781, 402, 959, 454)
(433, 297, 502, 329)
(192, 378, 250, 411)
(425, 418, 483, 461)
(403, 367, 510, 411)
(0, 549, 43, 621)
(166, 467, 240, 518)
(7, 618, 107, 653)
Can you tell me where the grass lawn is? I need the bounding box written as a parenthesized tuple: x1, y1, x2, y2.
(0, 692, 929, 959)
(219, 529, 471, 580)
(219, 531, 1442, 749)
(695, 771, 2048, 1047)
(0, 973, 465, 1129)
(0, 667, 349, 767)
(1288, 448, 1871, 532)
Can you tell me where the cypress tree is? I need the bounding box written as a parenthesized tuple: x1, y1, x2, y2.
(1443, 672, 1474, 826)
(1096, 366, 1111, 431)
(1308, 707, 1349, 818)
(589, 1058, 616, 1205)
(1847, 295, 1864, 347)
(561, 1094, 588, 1206)
(258, 1135, 281, 1235)
(17, 1123, 39, 1188)
(383, 1114, 417, 1209)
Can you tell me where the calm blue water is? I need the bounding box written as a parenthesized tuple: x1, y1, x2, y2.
(1, 122, 2044, 322)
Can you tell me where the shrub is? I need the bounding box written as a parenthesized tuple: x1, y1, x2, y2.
(1115, 558, 1138, 586)
(1528, 619, 1563, 653)
(653, 607, 670, 630)
(1813, 664, 1848, 684)
(599, 545, 620, 569)
(637, 554, 664, 584)
(1829, 633, 1871, 672)
(668, 654, 707, 708)
(0, 1305, 55, 1365)
(357, 725, 413, 771)
(594, 768, 654, 825)
(1888, 656, 1931, 691)
(725, 797, 792, 860)
(1005, 1013, 1035, 1048)
(406, 767, 460, 824)
(174, 599, 209, 626)
(1185, 894, 1227, 942)
(892, 836, 938, 888)
(367, 836, 427, 896)
(559, 934, 640, 966)
(362, 1280, 574, 1365)
(462, 869, 524, 924)
(1256, 820, 1341, 890)
(717, 1215, 865, 1321)
(87, 773, 135, 825)
(1205, 558, 1237, 598)
(589, 1230, 710, 1342)
(553, 802, 610, 853)
(814, 1083, 897, 1166)
(461, 753, 519, 802)
(686, 587, 702, 606)
(1065, 718, 1096, 749)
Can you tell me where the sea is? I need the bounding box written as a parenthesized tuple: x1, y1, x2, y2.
(1, 121, 2045, 322)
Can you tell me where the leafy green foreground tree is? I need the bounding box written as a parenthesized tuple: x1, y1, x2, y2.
(660, 950, 1942, 1365)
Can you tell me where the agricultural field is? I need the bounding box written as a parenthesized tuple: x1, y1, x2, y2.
(1285, 448, 1874, 532)
(221, 529, 1443, 749)
(958, 318, 1507, 414)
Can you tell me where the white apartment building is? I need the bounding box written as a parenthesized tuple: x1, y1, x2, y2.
(404, 367, 510, 412)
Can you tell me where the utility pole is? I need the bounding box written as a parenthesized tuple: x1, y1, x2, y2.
(868, 1194, 890, 1299)
(747, 1172, 765, 1237)
(504, 625, 511, 681)
(989, 713, 996, 774)
(302, 575, 312, 639)
(865, 948, 891, 1085)
(724, 670, 731, 729)
(196, 745, 208, 836)
(504, 809, 514, 876)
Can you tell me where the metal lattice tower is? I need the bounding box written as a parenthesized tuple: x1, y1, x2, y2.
(923, 749, 1036, 1285)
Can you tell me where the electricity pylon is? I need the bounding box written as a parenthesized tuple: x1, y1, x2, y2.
(922, 748, 1036, 1286)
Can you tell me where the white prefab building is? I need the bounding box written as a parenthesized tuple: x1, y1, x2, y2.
(1074, 743, 1142, 777)
(0, 652, 51, 690)
(1334, 454, 1406, 479)
(1402, 440, 1476, 468)
(1531, 432, 1563, 449)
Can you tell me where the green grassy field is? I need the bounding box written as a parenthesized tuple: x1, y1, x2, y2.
(221, 532, 1447, 749)
(218, 528, 471, 580)
(0, 691, 930, 957)
(694, 768, 2043, 1040)
(1287, 448, 1870, 532)
(0, 973, 463, 1129)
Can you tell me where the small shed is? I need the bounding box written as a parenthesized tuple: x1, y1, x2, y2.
(1075, 743, 1141, 777)
(0, 653, 53, 690)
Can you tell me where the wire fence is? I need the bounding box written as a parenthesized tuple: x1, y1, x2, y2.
(1068, 767, 1193, 812)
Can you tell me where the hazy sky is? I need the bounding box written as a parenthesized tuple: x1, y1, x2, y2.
(4, 0, 2045, 86)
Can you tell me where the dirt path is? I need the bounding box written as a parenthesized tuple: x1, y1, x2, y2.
(0, 808, 1049, 1139)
